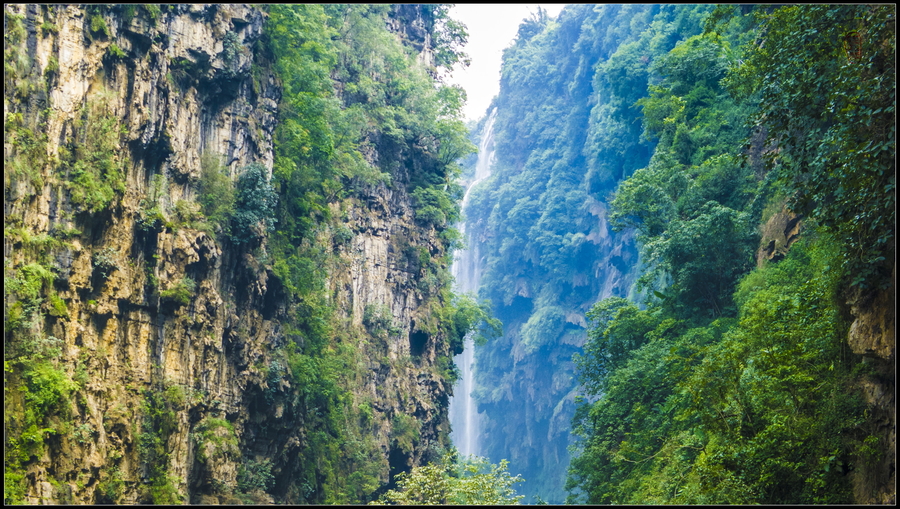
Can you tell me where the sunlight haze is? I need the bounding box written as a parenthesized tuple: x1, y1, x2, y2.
(447, 4, 567, 122)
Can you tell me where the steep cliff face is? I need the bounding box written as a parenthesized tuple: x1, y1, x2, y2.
(847, 276, 896, 504)
(757, 213, 895, 504)
(5, 4, 456, 504)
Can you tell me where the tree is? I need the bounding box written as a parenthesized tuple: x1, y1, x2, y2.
(231, 163, 277, 245)
(726, 4, 895, 289)
(371, 453, 525, 505)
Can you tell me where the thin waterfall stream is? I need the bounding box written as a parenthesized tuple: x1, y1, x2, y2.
(449, 107, 498, 458)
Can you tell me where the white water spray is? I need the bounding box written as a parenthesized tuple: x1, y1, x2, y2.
(449, 107, 498, 458)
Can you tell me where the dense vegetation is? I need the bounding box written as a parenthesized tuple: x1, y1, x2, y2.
(4, 3, 892, 505)
(4, 3, 497, 505)
(195, 4, 484, 503)
(566, 5, 894, 504)
(463, 5, 718, 502)
(371, 453, 524, 505)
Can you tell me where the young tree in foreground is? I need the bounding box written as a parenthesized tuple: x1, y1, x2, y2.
(371, 453, 525, 505)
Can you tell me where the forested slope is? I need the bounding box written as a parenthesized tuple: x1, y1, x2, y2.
(4, 4, 485, 504)
(463, 4, 716, 502)
(567, 5, 894, 504)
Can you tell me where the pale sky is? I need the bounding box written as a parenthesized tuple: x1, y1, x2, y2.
(446, 4, 568, 122)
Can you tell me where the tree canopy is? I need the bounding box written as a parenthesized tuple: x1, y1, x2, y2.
(567, 5, 894, 504)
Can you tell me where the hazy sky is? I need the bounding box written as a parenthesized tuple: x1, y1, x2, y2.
(446, 4, 568, 122)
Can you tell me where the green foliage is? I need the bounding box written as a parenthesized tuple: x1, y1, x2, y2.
(332, 223, 354, 246)
(577, 298, 658, 394)
(44, 56, 58, 82)
(148, 474, 183, 505)
(71, 422, 96, 445)
(221, 31, 242, 78)
(4, 334, 77, 501)
(138, 388, 184, 504)
(97, 466, 125, 503)
(609, 30, 759, 318)
(92, 247, 119, 279)
(446, 294, 502, 354)
(231, 163, 277, 246)
(567, 6, 886, 504)
(143, 4, 161, 24)
(372, 452, 524, 505)
(40, 21, 58, 36)
(391, 413, 420, 455)
(159, 277, 196, 307)
(47, 293, 68, 318)
(107, 43, 125, 59)
(89, 14, 108, 37)
(569, 237, 865, 503)
(726, 5, 895, 290)
(5, 262, 54, 305)
(6, 111, 49, 192)
(22, 357, 78, 421)
(5, 262, 55, 332)
(362, 303, 400, 338)
(120, 4, 137, 23)
(137, 173, 170, 232)
(197, 152, 236, 235)
(4, 469, 26, 504)
(422, 4, 471, 73)
(465, 5, 716, 503)
(64, 89, 128, 214)
(411, 186, 457, 228)
(4, 9, 34, 107)
(237, 459, 275, 493)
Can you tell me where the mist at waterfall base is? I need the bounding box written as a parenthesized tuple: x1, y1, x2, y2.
(448, 108, 498, 458)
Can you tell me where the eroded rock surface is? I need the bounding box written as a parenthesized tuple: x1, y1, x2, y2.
(5, 4, 453, 504)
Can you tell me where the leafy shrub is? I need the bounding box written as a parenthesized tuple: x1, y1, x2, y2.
(6, 263, 54, 304)
(447, 294, 502, 354)
(137, 174, 168, 232)
(40, 21, 58, 35)
(66, 91, 127, 214)
(48, 293, 68, 318)
(221, 31, 242, 78)
(147, 474, 182, 505)
(411, 186, 458, 228)
(231, 163, 276, 246)
(237, 459, 275, 492)
(107, 43, 126, 59)
(391, 413, 420, 454)
(97, 467, 124, 503)
(332, 223, 354, 246)
(197, 152, 235, 234)
(71, 422, 95, 444)
(193, 417, 238, 463)
(159, 277, 196, 307)
(89, 15, 108, 37)
(362, 303, 397, 338)
(6, 117, 49, 191)
(23, 358, 78, 417)
(92, 247, 119, 279)
(372, 453, 525, 505)
(138, 389, 183, 503)
(5, 263, 54, 330)
(435, 356, 460, 385)
(44, 56, 58, 82)
(143, 4, 161, 23)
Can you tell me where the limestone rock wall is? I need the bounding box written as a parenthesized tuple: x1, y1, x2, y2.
(5, 4, 452, 504)
(847, 273, 896, 504)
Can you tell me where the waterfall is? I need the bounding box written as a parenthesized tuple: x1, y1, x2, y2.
(449, 107, 498, 458)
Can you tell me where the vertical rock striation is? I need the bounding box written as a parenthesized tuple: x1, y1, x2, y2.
(5, 4, 455, 504)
